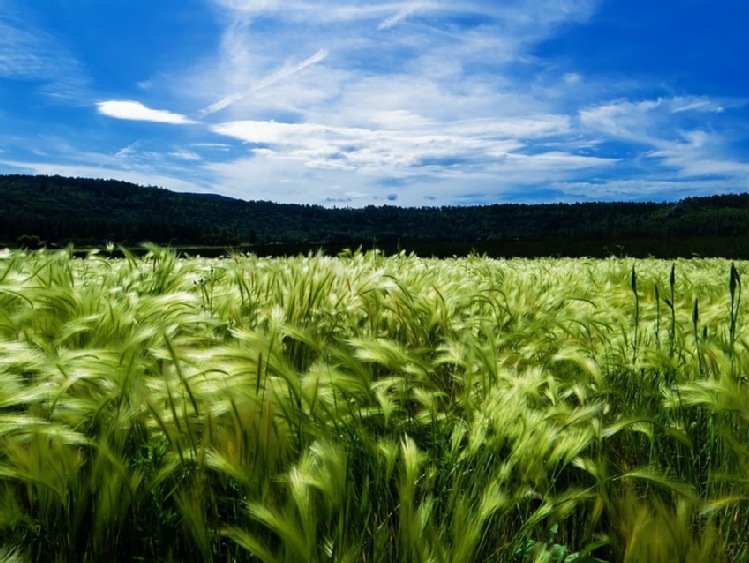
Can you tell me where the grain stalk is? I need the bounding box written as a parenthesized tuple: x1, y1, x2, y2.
(631, 265, 639, 365)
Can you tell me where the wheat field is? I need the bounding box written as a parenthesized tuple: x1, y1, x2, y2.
(1, 246, 748, 562)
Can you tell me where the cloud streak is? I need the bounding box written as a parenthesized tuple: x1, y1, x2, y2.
(209, 114, 578, 173)
(4, 0, 748, 208)
(97, 100, 196, 124)
(199, 49, 328, 116)
(0, 4, 90, 101)
(378, 3, 424, 31)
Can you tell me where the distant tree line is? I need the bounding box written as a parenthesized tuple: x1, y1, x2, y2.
(2, 174, 749, 254)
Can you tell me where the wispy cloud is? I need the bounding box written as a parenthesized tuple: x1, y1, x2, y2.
(579, 96, 743, 157)
(5, 0, 747, 208)
(169, 150, 202, 161)
(0, 158, 204, 194)
(378, 3, 425, 31)
(580, 96, 732, 142)
(201, 109, 621, 205)
(213, 0, 279, 12)
(575, 94, 749, 200)
(97, 100, 196, 124)
(209, 114, 576, 173)
(199, 49, 328, 116)
(172, 0, 737, 206)
(0, 4, 90, 101)
(551, 178, 746, 202)
(0, 130, 221, 196)
(670, 99, 726, 114)
(0, 19, 51, 79)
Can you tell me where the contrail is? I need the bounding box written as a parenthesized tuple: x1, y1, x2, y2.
(199, 49, 328, 117)
(378, 3, 422, 31)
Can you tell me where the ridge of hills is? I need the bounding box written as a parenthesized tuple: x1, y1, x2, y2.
(2, 174, 749, 257)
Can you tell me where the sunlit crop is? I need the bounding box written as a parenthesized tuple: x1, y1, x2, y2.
(1, 246, 747, 561)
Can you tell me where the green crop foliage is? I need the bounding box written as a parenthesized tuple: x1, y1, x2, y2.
(1, 247, 748, 561)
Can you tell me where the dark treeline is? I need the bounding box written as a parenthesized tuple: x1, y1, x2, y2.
(3, 174, 749, 256)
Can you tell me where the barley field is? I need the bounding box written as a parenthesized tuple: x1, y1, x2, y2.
(1, 246, 749, 562)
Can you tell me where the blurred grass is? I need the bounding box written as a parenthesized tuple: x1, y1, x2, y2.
(0, 247, 747, 561)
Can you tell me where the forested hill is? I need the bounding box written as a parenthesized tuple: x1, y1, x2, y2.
(3, 174, 749, 249)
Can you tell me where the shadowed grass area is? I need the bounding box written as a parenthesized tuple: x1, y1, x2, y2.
(0, 247, 747, 561)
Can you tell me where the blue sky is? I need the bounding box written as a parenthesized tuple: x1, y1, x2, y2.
(1, 0, 748, 207)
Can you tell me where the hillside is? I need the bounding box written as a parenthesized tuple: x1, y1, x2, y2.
(2, 174, 749, 256)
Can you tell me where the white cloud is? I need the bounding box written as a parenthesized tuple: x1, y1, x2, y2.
(186, 0, 600, 122)
(97, 100, 195, 124)
(114, 142, 140, 159)
(579, 98, 662, 141)
(210, 0, 598, 30)
(209, 115, 576, 176)
(112, 141, 204, 163)
(551, 179, 744, 201)
(169, 150, 202, 161)
(563, 73, 581, 85)
(213, 0, 279, 11)
(574, 95, 749, 201)
(200, 49, 328, 116)
(648, 137, 749, 179)
(580, 96, 735, 142)
(202, 145, 618, 207)
(16, 0, 742, 207)
(507, 151, 616, 170)
(378, 3, 425, 30)
(0, 22, 49, 79)
(670, 98, 726, 114)
(0, 159, 204, 194)
(0, 5, 90, 101)
(199, 108, 619, 206)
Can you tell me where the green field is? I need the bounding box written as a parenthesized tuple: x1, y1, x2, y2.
(2, 247, 749, 562)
